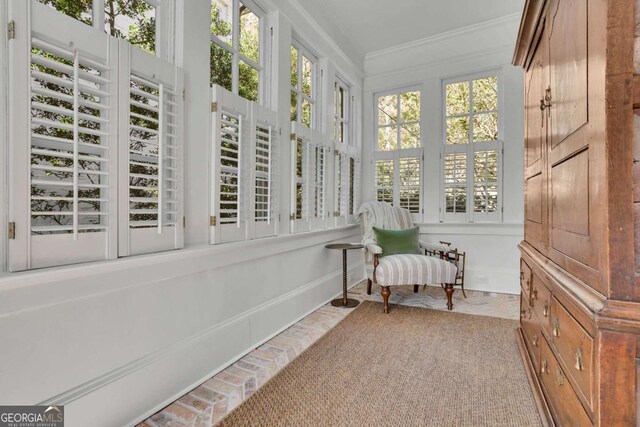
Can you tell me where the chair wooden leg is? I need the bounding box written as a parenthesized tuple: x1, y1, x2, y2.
(444, 283, 454, 310)
(413, 284, 419, 293)
(367, 279, 372, 295)
(381, 286, 391, 313)
(461, 283, 467, 298)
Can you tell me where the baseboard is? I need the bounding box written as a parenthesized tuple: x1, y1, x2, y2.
(55, 267, 365, 427)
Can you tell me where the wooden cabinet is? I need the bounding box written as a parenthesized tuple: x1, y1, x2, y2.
(514, 0, 640, 425)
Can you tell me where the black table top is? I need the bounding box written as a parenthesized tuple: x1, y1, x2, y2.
(325, 243, 364, 250)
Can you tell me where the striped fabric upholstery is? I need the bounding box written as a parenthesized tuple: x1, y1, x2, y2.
(376, 255, 457, 286)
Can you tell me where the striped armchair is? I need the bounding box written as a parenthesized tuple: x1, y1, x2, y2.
(356, 201, 458, 313)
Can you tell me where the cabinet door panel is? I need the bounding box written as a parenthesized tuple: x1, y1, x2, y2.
(548, 0, 588, 149)
(525, 39, 545, 175)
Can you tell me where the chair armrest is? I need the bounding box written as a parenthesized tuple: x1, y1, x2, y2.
(419, 239, 450, 252)
(361, 238, 382, 255)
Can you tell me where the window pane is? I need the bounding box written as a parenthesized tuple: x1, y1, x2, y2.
(445, 187, 466, 213)
(378, 126, 397, 151)
(302, 56, 313, 97)
(446, 81, 469, 116)
(473, 76, 498, 112)
(37, 0, 93, 25)
(400, 91, 420, 122)
(239, 60, 259, 102)
(473, 112, 498, 142)
(444, 153, 467, 184)
(302, 99, 312, 127)
(349, 157, 355, 214)
(339, 86, 345, 118)
(290, 91, 298, 122)
(446, 117, 469, 144)
(400, 123, 420, 149)
(106, 0, 156, 54)
(378, 95, 397, 125)
(211, 0, 233, 46)
(239, 4, 260, 64)
(210, 43, 233, 90)
(290, 46, 298, 88)
(376, 160, 394, 204)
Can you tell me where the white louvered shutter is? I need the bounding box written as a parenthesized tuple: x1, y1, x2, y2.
(350, 156, 361, 223)
(252, 104, 279, 239)
(118, 41, 184, 256)
(210, 86, 249, 244)
(8, 1, 117, 271)
(310, 130, 328, 230)
(290, 122, 311, 233)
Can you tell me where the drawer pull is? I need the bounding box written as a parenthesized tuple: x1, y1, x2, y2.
(541, 359, 548, 374)
(521, 309, 526, 319)
(575, 347, 583, 371)
(526, 279, 530, 289)
(556, 367, 565, 386)
(532, 288, 538, 300)
(532, 334, 538, 347)
(543, 302, 549, 317)
(520, 271, 525, 281)
(552, 319, 560, 337)
(527, 308, 532, 320)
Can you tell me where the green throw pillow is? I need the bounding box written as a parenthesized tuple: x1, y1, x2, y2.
(373, 226, 422, 257)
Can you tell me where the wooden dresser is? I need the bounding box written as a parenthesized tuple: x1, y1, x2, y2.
(513, 0, 640, 425)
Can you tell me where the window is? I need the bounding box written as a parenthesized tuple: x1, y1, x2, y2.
(6, 1, 183, 271)
(36, 0, 167, 57)
(210, 0, 265, 103)
(210, 87, 279, 244)
(334, 77, 358, 225)
(290, 40, 316, 129)
(374, 89, 422, 219)
(443, 74, 500, 221)
(334, 78, 349, 145)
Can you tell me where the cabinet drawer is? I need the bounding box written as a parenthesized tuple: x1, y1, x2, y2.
(530, 272, 552, 337)
(520, 259, 532, 298)
(550, 297, 594, 408)
(521, 294, 541, 372)
(539, 337, 592, 426)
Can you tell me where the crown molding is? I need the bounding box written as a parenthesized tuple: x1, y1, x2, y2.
(365, 12, 522, 62)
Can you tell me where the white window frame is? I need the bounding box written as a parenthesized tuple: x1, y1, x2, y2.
(290, 38, 317, 130)
(210, 0, 267, 104)
(441, 71, 503, 223)
(35, 0, 174, 61)
(373, 86, 423, 222)
(6, 0, 184, 271)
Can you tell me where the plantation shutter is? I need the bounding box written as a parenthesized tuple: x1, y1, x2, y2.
(118, 41, 184, 256)
(309, 130, 328, 230)
(8, 1, 118, 271)
(252, 104, 279, 239)
(290, 122, 311, 233)
(348, 154, 360, 223)
(210, 86, 249, 244)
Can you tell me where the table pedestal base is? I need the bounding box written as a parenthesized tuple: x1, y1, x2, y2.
(330, 298, 360, 308)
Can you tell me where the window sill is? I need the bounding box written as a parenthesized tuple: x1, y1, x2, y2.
(418, 222, 523, 236)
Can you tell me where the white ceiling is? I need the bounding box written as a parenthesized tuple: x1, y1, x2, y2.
(294, 0, 525, 61)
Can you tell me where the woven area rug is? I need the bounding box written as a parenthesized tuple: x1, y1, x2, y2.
(218, 301, 542, 427)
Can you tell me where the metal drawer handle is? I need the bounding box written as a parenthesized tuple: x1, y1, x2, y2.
(556, 367, 565, 386)
(552, 319, 560, 337)
(541, 359, 548, 374)
(543, 302, 549, 317)
(575, 347, 583, 371)
(532, 288, 538, 300)
(532, 334, 538, 347)
(520, 271, 525, 281)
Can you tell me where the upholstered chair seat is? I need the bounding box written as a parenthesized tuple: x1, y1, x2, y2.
(375, 254, 457, 287)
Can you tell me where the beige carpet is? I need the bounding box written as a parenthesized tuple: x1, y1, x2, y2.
(218, 301, 542, 427)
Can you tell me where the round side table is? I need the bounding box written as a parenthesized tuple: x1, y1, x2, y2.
(325, 243, 364, 308)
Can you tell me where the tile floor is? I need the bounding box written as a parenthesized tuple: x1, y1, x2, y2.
(137, 281, 520, 427)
